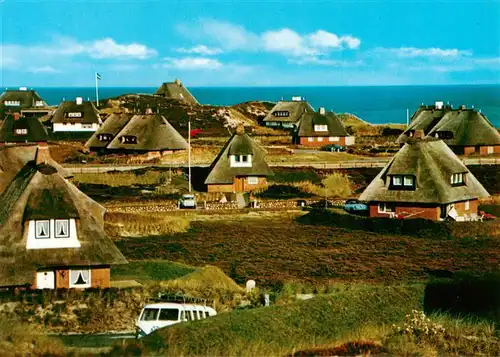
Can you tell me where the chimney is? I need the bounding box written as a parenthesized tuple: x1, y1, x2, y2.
(414, 130, 425, 139)
(76, 97, 83, 105)
(35, 144, 51, 165)
(460, 105, 466, 110)
(13, 113, 21, 121)
(435, 101, 444, 110)
(319, 107, 326, 115)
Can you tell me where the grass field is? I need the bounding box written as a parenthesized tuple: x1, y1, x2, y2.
(111, 260, 195, 282)
(115, 212, 500, 286)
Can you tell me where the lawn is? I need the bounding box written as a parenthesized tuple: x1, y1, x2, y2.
(111, 260, 195, 282)
(115, 213, 500, 286)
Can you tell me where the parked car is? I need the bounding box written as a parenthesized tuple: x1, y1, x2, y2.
(321, 144, 346, 152)
(178, 194, 197, 209)
(343, 199, 368, 213)
(136, 302, 217, 338)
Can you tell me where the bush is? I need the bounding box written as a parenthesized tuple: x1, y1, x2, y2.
(255, 184, 313, 199)
(322, 173, 352, 198)
(381, 127, 404, 136)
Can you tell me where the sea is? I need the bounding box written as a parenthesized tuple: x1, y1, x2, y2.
(33, 85, 500, 127)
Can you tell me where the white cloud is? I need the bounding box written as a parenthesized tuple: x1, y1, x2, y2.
(176, 45, 223, 55)
(196, 20, 259, 51)
(289, 56, 364, 67)
(375, 47, 472, 58)
(162, 56, 223, 70)
(308, 31, 361, 50)
(87, 38, 157, 59)
(262, 28, 317, 57)
(29, 66, 59, 73)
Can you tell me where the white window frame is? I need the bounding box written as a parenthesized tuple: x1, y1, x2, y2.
(465, 200, 470, 210)
(4, 100, 21, 106)
(329, 137, 339, 142)
(392, 176, 402, 186)
(307, 137, 313, 142)
(450, 173, 464, 185)
(82, 124, 92, 129)
(35, 101, 45, 107)
(378, 203, 395, 213)
(35, 220, 50, 239)
(67, 112, 82, 118)
(15, 128, 28, 135)
(247, 176, 259, 185)
(317, 137, 324, 142)
(230, 154, 252, 168)
(487, 146, 494, 154)
(69, 269, 91, 288)
(403, 175, 414, 186)
(54, 219, 70, 238)
(314, 125, 328, 132)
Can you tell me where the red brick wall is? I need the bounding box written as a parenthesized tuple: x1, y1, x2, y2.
(369, 203, 440, 220)
(479, 145, 500, 155)
(299, 136, 347, 147)
(463, 146, 476, 155)
(460, 146, 499, 155)
(91, 266, 110, 289)
(207, 177, 268, 193)
(453, 199, 478, 216)
(207, 184, 234, 193)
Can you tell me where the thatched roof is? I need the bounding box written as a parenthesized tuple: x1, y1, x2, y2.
(105, 114, 188, 151)
(397, 106, 500, 146)
(205, 127, 273, 184)
(359, 138, 489, 204)
(263, 100, 314, 123)
(0, 114, 50, 143)
(85, 113, 132, 149)
(0, 89, 47, 108)
(155, 80, 199, 105)
(52, 100, 101, 124)
(297, 111, 349, 137)
(0, 145, 72, 193)
(427, 110, 500, 146)
(0, 161, 127, 286)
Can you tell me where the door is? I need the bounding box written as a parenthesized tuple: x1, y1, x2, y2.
(36, 270, 55, 289)
(234, 177, 245, 192)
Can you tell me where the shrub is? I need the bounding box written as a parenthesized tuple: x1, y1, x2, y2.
(105, 212, 190, 237)
(322, 173, 352, 198)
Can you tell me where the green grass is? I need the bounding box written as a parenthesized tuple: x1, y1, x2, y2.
(133, 284, 424, 356)
(111, 260, 195, 282)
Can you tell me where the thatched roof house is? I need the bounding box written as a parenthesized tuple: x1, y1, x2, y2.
(155, 79, 199, 105)
(52, 97, 101, 132)
(0, 113, 50, 144)
(359, 138, 489, 221)
(87, 113, 188, 153)
(397, 102, 500, 155)
(263, 97, 314, 129)
(205, 126, 273, 192)
(0, 149, 126, 289)
(296, 108, 354, 147)
(0, 87, 48, 110)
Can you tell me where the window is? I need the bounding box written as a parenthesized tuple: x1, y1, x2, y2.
(98, 134, 113, 142)
(392, 176, 403, 186)
(204, 311, 210, 318)
(318, 137, 324, 142)
(185, 310, 193, 321)
(35, 101, 44, 107)
(487, 146, 494, 154)
(140, 308, 159, 321)
(329, 137, 339, 142)
(4, 100, 20, 106)
(35, 220, 50, 239)
(272, 111, 289, 117)
(82, 124, 92, 129)
(308, 137, 313, 142)
(403, 176, 414, 186)
(450, 173, 465, 185)
(158, 309, 179, 321)
(436, 131, 454, 140)
(314, 125, 328, 132)
(180, 311, 186, 321)
(378, 203, 395, 213)
(465, 200, 470, 210)
(69, 269, 91, 288)
(66, 112, 82, 118)
(230, 154, 252, 168)
(14, 128, 28, 135)
(54, 219, 70, 238)
(120, 136, 137, 144)
(248, 177, 259, 185)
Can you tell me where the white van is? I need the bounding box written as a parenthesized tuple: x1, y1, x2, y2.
(136, 302, 217, 337)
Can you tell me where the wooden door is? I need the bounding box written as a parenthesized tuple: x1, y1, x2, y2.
(234, 177, 245, 192)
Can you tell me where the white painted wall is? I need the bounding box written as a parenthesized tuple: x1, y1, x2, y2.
(26, 219, 81, 249)
(53, 123, 99, 132)
(36, 271, 55, 289)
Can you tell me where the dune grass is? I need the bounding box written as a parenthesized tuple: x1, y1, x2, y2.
(105, 212, 190, 237)
(73, 171, 166, 186)
(111, 260, 195, 282)
(120, 284, 423, 356)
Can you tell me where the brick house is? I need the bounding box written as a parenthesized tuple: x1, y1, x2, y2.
(155, 79, 199, 105)
(296, 107, 354, 147)
(0, 124, 127, 289)
(205, 126, 273, 193)
(262, 97, 314, 130)
(359, 138, 489, 221)
(397, 102, 500, 155)
(85, 113, 188, 155)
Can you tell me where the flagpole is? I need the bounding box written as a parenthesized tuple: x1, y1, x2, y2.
(95, 72, 99, 107)
(188, 120, 192, 193)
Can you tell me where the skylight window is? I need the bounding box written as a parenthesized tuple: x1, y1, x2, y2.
(450, 173, 465, 185)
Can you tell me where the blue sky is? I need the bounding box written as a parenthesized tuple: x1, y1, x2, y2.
(1, 0, 499, 86)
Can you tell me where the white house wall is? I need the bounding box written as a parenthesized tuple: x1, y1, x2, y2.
(26, 219, 81, 249)
(53, 123, 100, 132)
